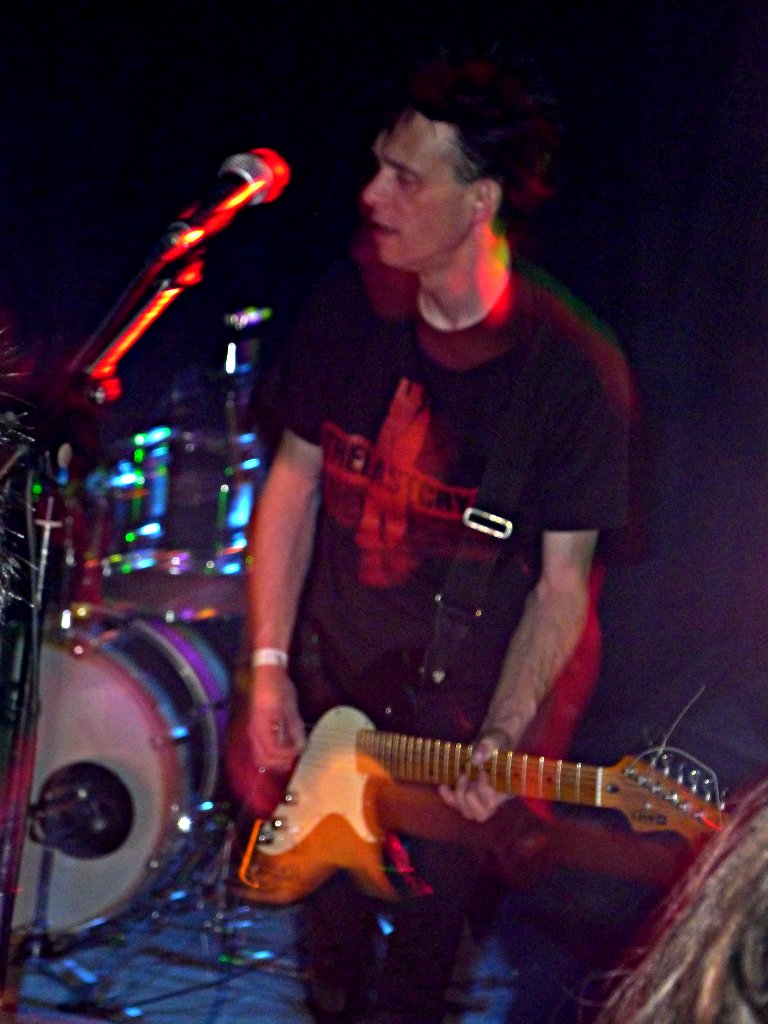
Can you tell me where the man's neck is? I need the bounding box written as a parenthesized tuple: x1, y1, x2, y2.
(417, 233, 512, 331)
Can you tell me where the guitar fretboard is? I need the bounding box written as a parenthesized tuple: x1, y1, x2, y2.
(357, 730, 608, 808)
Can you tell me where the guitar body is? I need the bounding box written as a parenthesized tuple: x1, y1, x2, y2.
(239, 706, 397, 903)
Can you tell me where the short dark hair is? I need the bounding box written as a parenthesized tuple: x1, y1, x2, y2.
(394, 53, 561, 228)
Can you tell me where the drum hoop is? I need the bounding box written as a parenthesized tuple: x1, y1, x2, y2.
(122, 619, 228, 799)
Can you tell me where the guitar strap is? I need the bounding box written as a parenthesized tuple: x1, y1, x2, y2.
(420, 287, 552, 687)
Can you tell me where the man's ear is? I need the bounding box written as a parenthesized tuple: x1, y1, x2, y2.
(471, 178, 503, 223)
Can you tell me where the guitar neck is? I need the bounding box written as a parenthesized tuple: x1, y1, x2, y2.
(357, 729, 609, 809)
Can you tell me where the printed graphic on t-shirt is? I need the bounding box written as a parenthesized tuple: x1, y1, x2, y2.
(321, 378, 479, 587)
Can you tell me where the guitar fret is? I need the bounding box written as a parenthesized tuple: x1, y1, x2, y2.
(555, 759, 562, 801)
(575, 763, 582, 802)
(595, 766, 603, 807)
(521, 753, 529, 796)
(454, 742, 461, 785)
(537, 756, 545, 797)
(505, 751, 512, 794)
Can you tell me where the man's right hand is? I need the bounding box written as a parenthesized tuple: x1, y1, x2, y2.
(247, 665, 306, 773)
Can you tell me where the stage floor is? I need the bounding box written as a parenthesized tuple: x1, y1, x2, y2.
(8, 878, 518, 1024)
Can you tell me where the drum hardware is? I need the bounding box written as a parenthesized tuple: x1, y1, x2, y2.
(149, 698, 231, 753)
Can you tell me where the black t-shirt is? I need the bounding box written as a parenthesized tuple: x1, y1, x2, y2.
(261, 258, 630, 730)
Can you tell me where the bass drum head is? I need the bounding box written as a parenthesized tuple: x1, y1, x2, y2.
(13, 622, 229, 936)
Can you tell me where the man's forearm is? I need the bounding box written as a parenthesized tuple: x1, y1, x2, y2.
(483, 567, 591, 746)
(248, 437, 322, 653)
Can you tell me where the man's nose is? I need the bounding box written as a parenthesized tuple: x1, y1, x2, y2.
(361, 167, 388, 208)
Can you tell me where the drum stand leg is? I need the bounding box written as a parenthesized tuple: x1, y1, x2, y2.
(198, 815, 292, 972)
(17, 822, 134, 1019)
(16, 843, 104, 1011)
(201, 816, 236, 941)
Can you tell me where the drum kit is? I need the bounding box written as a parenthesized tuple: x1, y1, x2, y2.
(6, 337, 270, 975)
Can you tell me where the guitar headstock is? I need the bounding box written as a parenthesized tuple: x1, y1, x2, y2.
(607, 747, 727, 844)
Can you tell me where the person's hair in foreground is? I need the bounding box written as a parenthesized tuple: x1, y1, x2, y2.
(594, 776, 768, 1024)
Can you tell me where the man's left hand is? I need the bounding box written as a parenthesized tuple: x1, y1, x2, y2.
(438, 730, 512, 823)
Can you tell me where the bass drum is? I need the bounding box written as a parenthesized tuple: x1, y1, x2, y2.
(13, 618, 230, 936)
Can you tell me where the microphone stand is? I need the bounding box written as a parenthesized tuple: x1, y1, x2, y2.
(61, 153, 278, 408)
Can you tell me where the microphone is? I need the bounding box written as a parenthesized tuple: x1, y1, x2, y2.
(186, 148, 291, 219)
(159, 148, 291, 257)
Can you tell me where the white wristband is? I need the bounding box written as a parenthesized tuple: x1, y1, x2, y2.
(251, 647, 289, 669)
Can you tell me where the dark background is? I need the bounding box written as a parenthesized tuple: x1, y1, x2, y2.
(1, 1, 767, 774)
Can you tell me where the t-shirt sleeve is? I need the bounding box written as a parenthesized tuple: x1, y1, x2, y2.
(537, 306, 633, 532)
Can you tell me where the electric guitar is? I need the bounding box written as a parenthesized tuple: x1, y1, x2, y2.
(238, 705, 727, 904)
